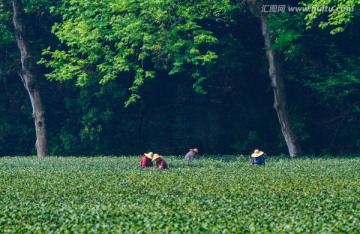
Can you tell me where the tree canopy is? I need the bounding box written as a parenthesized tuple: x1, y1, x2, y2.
(1, 0, 360, 156)
(41, 0, 237, 106)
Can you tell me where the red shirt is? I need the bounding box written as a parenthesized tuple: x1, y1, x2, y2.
(139, 156, 153, 168)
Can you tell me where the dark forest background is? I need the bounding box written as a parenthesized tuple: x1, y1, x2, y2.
(1, 0, 360, 156)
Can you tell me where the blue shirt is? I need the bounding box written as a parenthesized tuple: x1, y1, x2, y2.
(251, 156, 265, 165)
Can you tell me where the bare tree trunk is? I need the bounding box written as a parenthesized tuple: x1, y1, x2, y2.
(247, 0, 302, 156)
(12, 0, 49, 157)
(260, 15, 302, 156)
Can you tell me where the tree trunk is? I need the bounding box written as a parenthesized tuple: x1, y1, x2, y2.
(12, 0, 49, 157)
(247, 0, 302, 156)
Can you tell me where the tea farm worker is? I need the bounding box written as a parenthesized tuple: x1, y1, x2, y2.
(250, 149, 265, 166)
(140, 152, 154, 168)
(152, 154, 168, 169)
(184, 148, 199, 161)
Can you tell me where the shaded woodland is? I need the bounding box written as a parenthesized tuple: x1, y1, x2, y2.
(1, 0, 360, 156)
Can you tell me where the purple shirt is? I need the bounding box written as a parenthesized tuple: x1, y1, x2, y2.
(185, 151, 195, 160)
(156, 159, 168, 169)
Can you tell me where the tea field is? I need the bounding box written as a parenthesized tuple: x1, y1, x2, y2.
(0, 155, 359, 233)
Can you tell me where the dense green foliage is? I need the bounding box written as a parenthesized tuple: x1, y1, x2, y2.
(1, 1, 360, 155)
(0, 156, 359, 232)
(304, 0, 360, 34)
(41, 0, 236, 106)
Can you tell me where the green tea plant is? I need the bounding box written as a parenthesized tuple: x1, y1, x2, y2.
(0, 156, 359, 233)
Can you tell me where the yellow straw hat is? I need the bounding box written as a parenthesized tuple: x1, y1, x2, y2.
(152, 153, 162, 161)
(251, 149, 264, 157)
(192, 148, 199, 155)
(144, 152, 154, 159)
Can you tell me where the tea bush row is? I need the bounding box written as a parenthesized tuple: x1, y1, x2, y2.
(0, 156, 359, 233)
